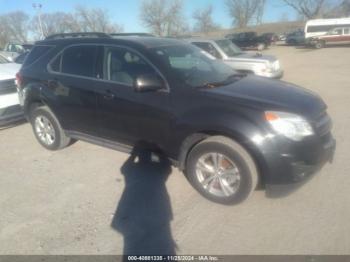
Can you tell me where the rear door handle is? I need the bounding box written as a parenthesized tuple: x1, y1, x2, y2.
(103, 89, 116, 100)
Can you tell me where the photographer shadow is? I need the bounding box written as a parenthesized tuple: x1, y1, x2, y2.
(111, 145, 176, 256)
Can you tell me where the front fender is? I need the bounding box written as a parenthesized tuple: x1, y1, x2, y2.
(173, 109, 279, 183)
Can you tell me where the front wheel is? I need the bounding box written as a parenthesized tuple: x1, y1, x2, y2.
(185, 136, 258, 205)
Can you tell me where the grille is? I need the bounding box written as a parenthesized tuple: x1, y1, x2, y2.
(0, 79, 17, 95)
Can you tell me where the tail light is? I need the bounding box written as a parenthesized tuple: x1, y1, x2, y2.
(16, 72, 23, 89)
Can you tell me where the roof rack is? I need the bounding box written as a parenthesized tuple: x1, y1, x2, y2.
(110, 33, 155, 37)
(45, 32, 111, 40)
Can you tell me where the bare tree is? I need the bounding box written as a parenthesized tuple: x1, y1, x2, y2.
(0, 11, 29, 43)
(192, 5, 221, 34)
(140, 0, 188, 36)
(282, 0, 330, 19)
(255, 0, 266, 24)
(226, 0, 266, 28)
(0, 19, 11, 48)
(30, 12, 73, 39)
(71, 6, 123, 33)
(326, 0, 350, 17)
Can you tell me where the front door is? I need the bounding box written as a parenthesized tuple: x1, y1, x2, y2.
(95, 46, 172, 148)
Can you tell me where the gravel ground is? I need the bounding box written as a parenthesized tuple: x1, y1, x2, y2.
(0, 45, 349, 255)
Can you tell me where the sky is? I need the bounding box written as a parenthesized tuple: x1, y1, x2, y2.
(0, 0, 297, 32)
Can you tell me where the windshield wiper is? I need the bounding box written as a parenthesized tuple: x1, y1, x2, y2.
(197, 73, 246, 89)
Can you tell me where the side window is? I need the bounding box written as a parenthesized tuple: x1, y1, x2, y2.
(332, 28, 343, 35)
(104, 47, 159, 86)
(344, 28, 349, 35)
(61, 45, 97, 78)
(192, 42, 221, 59)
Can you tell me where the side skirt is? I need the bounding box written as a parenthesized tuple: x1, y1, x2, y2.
(65, 130, 180, 167)
(65, 130, 133, 154)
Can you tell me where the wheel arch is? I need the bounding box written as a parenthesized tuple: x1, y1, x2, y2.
(22, 83, 46, 121)
(177, 130, 269, 186)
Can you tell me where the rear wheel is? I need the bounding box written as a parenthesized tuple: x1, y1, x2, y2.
(30, 105, 72, 150)
(315, 41, 325, 49)
(185, 136, 258, 205)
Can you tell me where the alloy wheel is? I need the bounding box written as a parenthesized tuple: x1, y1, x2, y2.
(195, 152, 241, 197)
(34, 115, 56, 146)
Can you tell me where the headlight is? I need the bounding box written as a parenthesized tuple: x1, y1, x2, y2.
(267, 61, 280, 72)
(264, 111, 314, 141)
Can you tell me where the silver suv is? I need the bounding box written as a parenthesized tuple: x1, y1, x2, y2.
(188, 38, 283, 79)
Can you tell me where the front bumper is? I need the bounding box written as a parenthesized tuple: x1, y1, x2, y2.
(263, 134, 336, 198)
(256, 69, 284, 79)
(0, 104, 24, 126)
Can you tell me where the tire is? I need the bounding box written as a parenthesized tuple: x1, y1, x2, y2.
(185, 136, 258, 205)
(257, 43, 266, 51)
(30, 105, 72, 151)
(315, 41, 325, 49)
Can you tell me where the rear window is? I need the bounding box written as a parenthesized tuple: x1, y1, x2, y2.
(23, 45, 53, 67)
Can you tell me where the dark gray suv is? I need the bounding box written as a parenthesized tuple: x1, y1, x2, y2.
(17, 33, 335, 204)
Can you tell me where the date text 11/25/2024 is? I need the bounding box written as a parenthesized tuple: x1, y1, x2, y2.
(127, 256, 219, 261)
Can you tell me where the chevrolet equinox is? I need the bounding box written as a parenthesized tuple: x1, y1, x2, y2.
(17, 33, 336, 204)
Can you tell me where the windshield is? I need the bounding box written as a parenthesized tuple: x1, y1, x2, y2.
(150, 44, 238, 88)
(0, 55, 9, 64)
(215, 39, 243, 57)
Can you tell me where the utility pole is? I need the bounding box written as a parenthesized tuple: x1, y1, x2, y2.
(32, 3, 44, 39)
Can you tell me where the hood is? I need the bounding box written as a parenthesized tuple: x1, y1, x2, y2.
(226, 52, 277, 63)
(204, 75, 326, 118)
(0, 63, 21, 80)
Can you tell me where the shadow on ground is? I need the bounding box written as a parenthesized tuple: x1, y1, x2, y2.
(111, 145, 177, 256)
(0, 119, 27, 130)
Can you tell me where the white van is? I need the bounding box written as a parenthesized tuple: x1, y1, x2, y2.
(305, 18, 350, 39)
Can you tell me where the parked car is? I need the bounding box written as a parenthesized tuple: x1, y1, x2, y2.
(0, 54, 23, 125)
(309, 27, 350, 48)
(278, 33, 287, 41)
(260, 33, 278, 45)
(0, 42, 33, 61)
(18, 33, 335, 204)
(188, 38, 283, 79)
(286, 31, 306, 45)
(14, 51, 29, 64)
(226, 32, 269, 51)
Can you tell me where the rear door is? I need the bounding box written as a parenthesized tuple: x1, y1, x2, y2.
(45, 44, 101, 136)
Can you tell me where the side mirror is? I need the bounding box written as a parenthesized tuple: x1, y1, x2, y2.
(134, 74, 165, 92)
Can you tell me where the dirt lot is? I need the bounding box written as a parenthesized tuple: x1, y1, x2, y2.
(0, 45, 350, 255)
